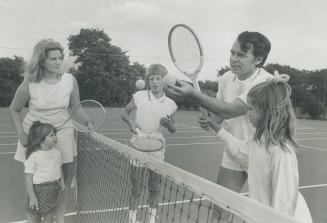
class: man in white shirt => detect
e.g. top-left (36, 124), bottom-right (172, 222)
top-left (168, 31), bottom-right (272, 222)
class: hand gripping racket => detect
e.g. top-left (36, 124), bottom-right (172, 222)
top-left (168, 24), bottom-right (209, 119)
top-left (130, 128), bottom-right (165, 152)
top-left (57, 100), bottom-right (106, 132)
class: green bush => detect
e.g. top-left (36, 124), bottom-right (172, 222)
top-left (300, 95), bottom-right (326, 119)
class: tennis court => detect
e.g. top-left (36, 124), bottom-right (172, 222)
top-left (0, 107), bottom-right (326, 223)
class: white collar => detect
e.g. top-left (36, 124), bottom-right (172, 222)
top-left (233, 68), bottom-right (261, 84)
top-left (148, 90), bottom-right (166, 103)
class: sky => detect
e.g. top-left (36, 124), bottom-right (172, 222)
top-left (0, 0), bottom-right (326, 81)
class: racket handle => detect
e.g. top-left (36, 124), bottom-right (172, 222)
top-left (135, 128), bottom-right (142, 135)
top-left (191, 80), bottom-right (209, 119)
top-left (135, 128), bottom-right (147, 137)
top-left (192, 79), bottom-right (201, 92)
top-left (200, 109), bottom-right (209, 119)
top-left (192, 79), bottom-right (211, 131)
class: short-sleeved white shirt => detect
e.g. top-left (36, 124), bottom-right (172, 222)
top-left (217, 68), bottom-right (272, 170)
top-left (24, 148), bottom-right (62, 184)
top-left (133, 90), bottom-right (177, 134)
top-left (217, 68), bottom-right (272, 140)
top-left (235, 68), bottom-right (273, 105)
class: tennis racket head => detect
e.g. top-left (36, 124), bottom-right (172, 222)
top-left (130, 129), bottom-right (165, 152)
top-left (168, 24), bottom-right (204, 81)
top-left (70, 100), bottom-right (106, 132)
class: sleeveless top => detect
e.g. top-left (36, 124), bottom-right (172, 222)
top-left (133, 90), bottom-right (177, 134)
top-left (23, 73), bottom-right (73, 134)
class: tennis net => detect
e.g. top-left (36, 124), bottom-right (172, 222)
top-left (75, 131), bottom-right (300, 223)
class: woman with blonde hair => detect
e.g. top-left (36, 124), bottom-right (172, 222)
top-left (9, 39), bottom-right (90, 223)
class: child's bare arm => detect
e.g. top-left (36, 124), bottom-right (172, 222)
top-left (24, 173), bottom-right (38, 210)
top-left (121, 99), bottom-right (137, 133)
top-left (60, 169), bottom-right (66, 191)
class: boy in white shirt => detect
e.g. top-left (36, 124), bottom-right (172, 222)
top-left (121, 64), bottom-right (178, 223)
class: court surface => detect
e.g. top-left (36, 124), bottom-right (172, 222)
top-left (0, 108), bottom-right (326, 223)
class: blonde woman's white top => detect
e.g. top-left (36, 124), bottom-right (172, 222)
top-left (23, 73), bottom-right (73, 134)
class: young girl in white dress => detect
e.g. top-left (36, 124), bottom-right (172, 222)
top-left (209, 75), bottom-right (312, 222)
top-left (25, 121), bottom-right (65, 223)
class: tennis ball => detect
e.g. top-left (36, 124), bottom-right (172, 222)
top-left (135, 79), bottom-right (145, 90)
top-left (163, 74), bottom-right (177, 86)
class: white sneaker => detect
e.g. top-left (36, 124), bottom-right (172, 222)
top-left (129, 210), bottom-right (139, 223)
top-left (148, 208), bottom-right (157, 223)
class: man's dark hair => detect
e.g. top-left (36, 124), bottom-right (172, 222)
top-left (237, 31), bottom-right (271, 68)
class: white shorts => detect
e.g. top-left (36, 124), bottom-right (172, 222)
top-left (15, 128), bottom-right (77, 164)
top-left (221, 151), bottom-right (244, 171)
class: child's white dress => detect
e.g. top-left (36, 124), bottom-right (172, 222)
top-left (217, 129), bottom-right (312, 223)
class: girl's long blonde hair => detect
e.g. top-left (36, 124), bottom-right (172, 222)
top-left (23, 39), bottom-right (64, 82)
top-left (248, 81), bottom-right (299, 151)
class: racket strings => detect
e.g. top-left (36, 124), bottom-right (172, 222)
top-left (131, 135), bottom-right (164, 152)
top-left (170, 28), bottom-right (202, 73)
top-left (70, 100), bottom-right (106, 132)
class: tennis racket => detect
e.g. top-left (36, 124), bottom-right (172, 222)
top-left (130, 128), bottom-right (165, 152)
top-left (57, 100), bottom-right (106, 132)
top-left (168, 24), bottom-right (209, 119)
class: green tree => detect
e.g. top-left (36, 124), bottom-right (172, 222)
top-left (0, 56), bottom-right (25, 106)
top-left (308, 69), bottom-right (327, 106)
top-left (300, 94), bottom-right (326, 119)
top-left (265, 63), bottom-right (326, 119)
top-left (265, 64), bottom-right (310, 108)
top-left (123, 62), bottom-right (147, 104)
top-left (68, 28), bottom-right (135, 106)
top-left (217, 66), bottom-right (230, 77)
top-left (199, 80), bottom-right (218, 97)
